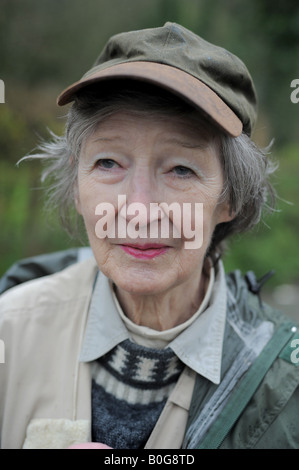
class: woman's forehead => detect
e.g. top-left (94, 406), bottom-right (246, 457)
top-left (88, 109), bottom-right (218, 148)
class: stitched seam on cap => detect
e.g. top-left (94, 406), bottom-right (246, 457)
top-left (161, 23), bottom-right (173, 63)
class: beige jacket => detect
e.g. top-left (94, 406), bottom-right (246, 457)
top-left (0, 258), bottom-right (194, 449)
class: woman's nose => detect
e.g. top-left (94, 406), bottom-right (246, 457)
top-left (118, 172), bottom-right (164, 226)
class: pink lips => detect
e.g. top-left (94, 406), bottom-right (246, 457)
top-left (120, 243), bottom-right (169, 259)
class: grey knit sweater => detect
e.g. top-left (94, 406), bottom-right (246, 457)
top-left (91, 339), bottom-right (184, 448)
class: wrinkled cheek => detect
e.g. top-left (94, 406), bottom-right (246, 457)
top-left (172, 202), bottom-right (214, 251)
top-left (80, 204), bottom-right (97, 238)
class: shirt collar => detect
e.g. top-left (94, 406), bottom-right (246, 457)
top-left (79, 261), bottom-right (227, 384)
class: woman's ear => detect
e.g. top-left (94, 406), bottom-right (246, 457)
top-left (217, 200), bottom-right (236, 225)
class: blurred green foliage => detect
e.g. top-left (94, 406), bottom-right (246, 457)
top-left (1, 0), bottom-right (299, 286)
top-left (225, 143), bottom-right (299, 286)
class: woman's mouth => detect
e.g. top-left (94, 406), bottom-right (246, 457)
top-left (120, 243), bottom-right (170, 259)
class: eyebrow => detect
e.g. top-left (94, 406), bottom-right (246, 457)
top-left (92, 136), bottom-right (119, 143)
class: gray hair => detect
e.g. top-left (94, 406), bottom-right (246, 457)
top-left (21, 81), bottom-right (277, 262)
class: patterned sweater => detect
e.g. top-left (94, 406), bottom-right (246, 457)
top-left (91, 339), bottom-right (184, 449)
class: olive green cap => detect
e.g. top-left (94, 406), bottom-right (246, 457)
top-left (57, 22), bottom-right (257, 137)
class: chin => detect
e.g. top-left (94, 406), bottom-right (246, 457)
top-left (114, 272), bottom-right (172, 296)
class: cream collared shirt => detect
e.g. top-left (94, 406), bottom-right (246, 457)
top-left (79, 261), bottom-right (227, 448)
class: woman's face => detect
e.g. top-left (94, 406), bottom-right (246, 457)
top-left (75, 110), bottom-right (233, 295)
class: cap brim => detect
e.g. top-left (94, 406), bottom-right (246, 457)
top-left (57, 61), bottom-right (242, 137)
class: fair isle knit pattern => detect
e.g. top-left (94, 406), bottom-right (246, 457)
top-left (91, 339), bottom-right (184, 449)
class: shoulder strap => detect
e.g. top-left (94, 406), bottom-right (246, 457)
top-left (197, 320), bottom-right (297, 449)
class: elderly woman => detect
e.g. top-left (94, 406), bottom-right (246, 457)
top-left (1, 22), bottom-right (299, 450)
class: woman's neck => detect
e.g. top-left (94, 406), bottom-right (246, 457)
top-left (114, 267), bottom-right (209, 331)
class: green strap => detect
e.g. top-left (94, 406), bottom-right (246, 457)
top-left (197, 320), bottom-right (296, 449)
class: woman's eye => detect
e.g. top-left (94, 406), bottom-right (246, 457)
top-left (96, 159), bottom-right (119, 169)
top-left (172, 165), bottom-right (195, 177)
